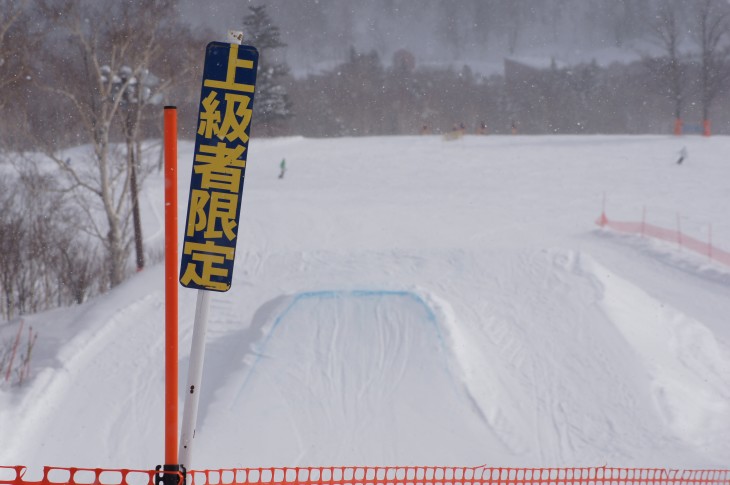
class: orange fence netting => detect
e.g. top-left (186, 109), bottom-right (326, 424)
top-left (2, 466), bottom-right (730, 485)
top-left (596, 211), bottom-right (730, 267)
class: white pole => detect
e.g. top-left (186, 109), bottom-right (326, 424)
top-left (178, 289), bottom-right (212, 468)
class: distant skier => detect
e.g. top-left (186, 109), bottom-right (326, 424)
top-left (676, 146), bottom-right (687, 165)
top-left (279, 158), bottom-right (286, 179)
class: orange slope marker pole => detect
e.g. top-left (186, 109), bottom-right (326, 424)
top-left (163, 106), bottom-right (180, 475)
top-left (4, 319), bottom-right (24, 382)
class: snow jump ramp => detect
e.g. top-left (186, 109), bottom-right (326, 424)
top-left (193, 290), bottom-right (495, 466)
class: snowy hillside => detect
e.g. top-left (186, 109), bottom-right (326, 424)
top-left (1, 135), bottom-right (729, 470)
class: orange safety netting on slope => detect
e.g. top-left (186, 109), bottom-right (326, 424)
top-left (596, 212), bottom-right (730, 267)
top-left (2, 466), bottom-right (730, 485)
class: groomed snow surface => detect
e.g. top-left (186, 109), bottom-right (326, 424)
top-left (1, 135), bottom-right (729, 470)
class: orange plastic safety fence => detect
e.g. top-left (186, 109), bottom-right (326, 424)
top-left (3, 467), bottom-right (730, 485)
top-left (596, 213), bottom-right (730, 267)
top-left (0, 466), bottom-right (177, 485)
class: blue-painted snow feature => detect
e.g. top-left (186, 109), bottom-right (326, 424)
top-left (232, 289), bottom-right (453, 407)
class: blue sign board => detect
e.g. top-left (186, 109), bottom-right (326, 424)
top-left (180, 41), bottom-right (259, 292)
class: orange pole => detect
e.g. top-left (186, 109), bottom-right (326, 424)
top-left (4, 319), bottom-right (24, 382)
top-left (673, 118), bottom-right (682, 136)
top-left (164, 106), bottom-right (179, 466)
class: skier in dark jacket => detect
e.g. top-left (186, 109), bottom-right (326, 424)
top-left (676, 147), bottom-right (687, 164)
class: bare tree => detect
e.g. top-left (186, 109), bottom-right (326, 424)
top-left (0, 158), bottom-right (102, 318)
top-left (644, 0), bottom-right (688, 133)
top-left (0, 179), bottom-right (25, 319)
top-left (36, 0), bottom-right (186, 287)
top-left (0, 0), bottom-right (40, 148)
top-left (694, 0), bottom-right (730, 135)
top-left (106, 66), bottom-right (166, 272)
top-left (55, 229), bottom-right (101, 305)
top-left (0, 0), bottom-right (27, 99)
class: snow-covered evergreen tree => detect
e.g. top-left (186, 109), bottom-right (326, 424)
top-left (243, 5), bottom-right (293, 132)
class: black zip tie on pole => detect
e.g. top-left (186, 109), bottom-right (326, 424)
top-left (155, 464), bottom-right (186, 485)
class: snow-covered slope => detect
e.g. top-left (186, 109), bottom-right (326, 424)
top-left (1, 135), bottom-right (729, 470)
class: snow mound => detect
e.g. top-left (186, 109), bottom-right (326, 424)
top-left (194, 290), bottom-right (493, 467)
top-left (584, 256), bottom-right (730, 448)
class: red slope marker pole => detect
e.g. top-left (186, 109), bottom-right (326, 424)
top-left (4, 319), bottom-right (24, 382)
top-left (163, 106), bottom-right (182, 483)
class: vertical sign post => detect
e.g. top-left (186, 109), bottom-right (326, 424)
top-left (161, 106), bottom-right (182, 483)
top-left (178, 41), bottom-right (258, 469)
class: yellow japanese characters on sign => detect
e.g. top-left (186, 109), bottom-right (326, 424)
top-left (180, 42), bottom-right (259, 292)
